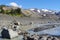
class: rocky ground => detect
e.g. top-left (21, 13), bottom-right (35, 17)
top-left (0, 14), bottom-right (60, 40)
top-left (22, 33), bottom-right (60, 40)
top-left (0, 14), bottom-right (60, 30)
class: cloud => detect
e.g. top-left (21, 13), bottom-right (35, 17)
top-left (9, 2), bottom-right (22, 8)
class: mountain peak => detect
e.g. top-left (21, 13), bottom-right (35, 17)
top-left (42, 9), bottom-right (52, 12)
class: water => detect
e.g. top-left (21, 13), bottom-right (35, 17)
top-left (28, 26), bottom-right (60, 36)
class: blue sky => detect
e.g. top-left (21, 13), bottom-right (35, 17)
top-left (0, 0), bottom-right (60, 10)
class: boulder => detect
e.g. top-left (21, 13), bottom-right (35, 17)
top-left (1, 28), bottom-right (10, 39)
top-left (1, 27), bottom-right (18, 39)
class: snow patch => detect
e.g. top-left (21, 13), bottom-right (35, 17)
top-left (37, 10), bottom-right (41, 13)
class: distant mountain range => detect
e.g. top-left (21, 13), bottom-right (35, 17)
top-left (0, 5), bottom-right (60, 18)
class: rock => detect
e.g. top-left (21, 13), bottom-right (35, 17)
top-left (1, 28), bottom-right (10, 39)
top-left (1, 27), bottom-right (18, 39)
top-left (8, 29), bottom-right (18, 39)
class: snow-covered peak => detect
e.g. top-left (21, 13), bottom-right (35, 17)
top-left (42, 9), bottom-right (52, 12)
top-left (30, 8), bottom-right (41, 13)
top-left (29, 8), bottom-right (55, 14)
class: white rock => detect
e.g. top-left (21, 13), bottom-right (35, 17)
top-left (8, 29), bottom-right (18, 39)
top-left (43, 14), bottom-right (46, 16)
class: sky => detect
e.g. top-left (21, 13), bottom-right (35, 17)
top-left (0, 0), bottom-right (60, 10)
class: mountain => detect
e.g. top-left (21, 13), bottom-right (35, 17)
top-left (21, 8), bottom-right (59, 18)
top-left (0, 5), bottom-right (60, 19)
top-left (29, 8), bottom-right (55, 14)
